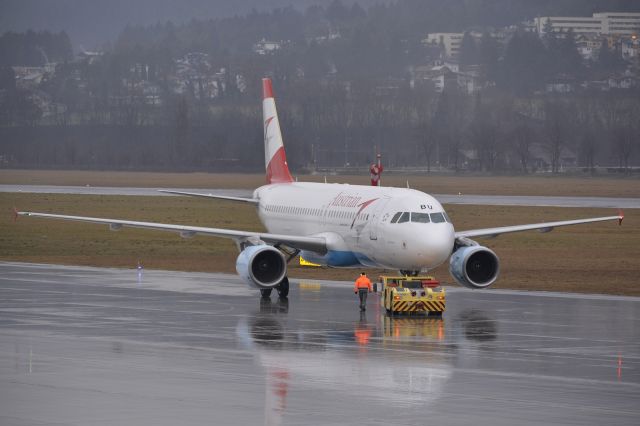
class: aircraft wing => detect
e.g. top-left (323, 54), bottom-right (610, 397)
top-left (158, 190), bottom-right (259, 204)
top-left (455, 214), bottom-right (623, 239)
top-left (16, 211), bottom-right (326, 253)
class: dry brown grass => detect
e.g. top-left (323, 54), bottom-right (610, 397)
top-left (1, 169), bottom-right (639, 197)
top-left (1, 192), bottom-right (637, 296)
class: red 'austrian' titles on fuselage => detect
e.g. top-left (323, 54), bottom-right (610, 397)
top-left (329, 193), bottom-right (363, 208)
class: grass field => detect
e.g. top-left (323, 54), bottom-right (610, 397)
top-left (1, 169), bottom-right (639, 197)
top-left (1, 191), bottom-right (637, 296)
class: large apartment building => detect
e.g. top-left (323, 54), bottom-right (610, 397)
top-left (535, 12), bottom-right (640, 36)
top-left (422, 33), bottom-right (463, 59)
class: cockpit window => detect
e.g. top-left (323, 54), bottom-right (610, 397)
top-left (390, 212), bottom-right (402, 223)
top-left (430, 212), bottom-right (446, 223)
top-left (443, 212), bottom-right (451, 223)
top-left (397, 212), bottom-right (410, 223)
top-left (411, 213), bottom-right (431, 223)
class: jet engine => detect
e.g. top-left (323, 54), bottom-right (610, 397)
top-left (449, 245), bottom-right (499, 289)
top-left (236, 245), bottom-right (287, 289)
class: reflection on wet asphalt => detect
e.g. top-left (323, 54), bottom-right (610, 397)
top-left (1, 262), bottom-right (639, 426)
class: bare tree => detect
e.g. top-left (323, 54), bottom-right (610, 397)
top-left (603, 98), bottom-right (636, 175)
top-left (580, 131), bottom-right (597, 175)
top-left (173, 96), bottom-right (190, 166)
top-left (434, 88), bottom-right (469, 171)
top-left (544, 100), bottom-right (566, 174)
top-left (511, 118), bottom-right (534, 174)
top-left (612, 125), bottom-right (634, 174)
top-left (575, 100), bottom-right (600, 175)
top-left (468, 94), bottom-right (502, 172)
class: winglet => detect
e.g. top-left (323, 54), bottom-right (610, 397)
top-left (12, 207), bottom-right (18, 222)
top-left (618, 210), bottom-right (624, 226)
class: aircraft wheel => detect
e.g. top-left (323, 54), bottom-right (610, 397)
top-left (260, 288), bottom-right (272, 299)
top-left (277, 277), bottom-right (289, 298)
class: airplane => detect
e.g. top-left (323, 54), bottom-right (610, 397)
top-left (17, 78), bottom-right (624, 299)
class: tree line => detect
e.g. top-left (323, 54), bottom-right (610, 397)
top-left (1, 80), bottom-right (638, 173)
top-left (0, 0), bottom-right (639, 172)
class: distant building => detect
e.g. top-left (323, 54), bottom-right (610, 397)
top-left (575, 34), bottom-right (603, 61)
top-left (457, 71), bottom-right (482, 94)
top-left (596, 12), bottom-right (640, 35)
top-left (535, 12), bottom-right (640, 36)
top-left (253, 38), bottom-right (282, 55)
top-left (313, 28), bottom-right (342, 44)
top-left (529, 144), bottom-right (577, 171)
top-left (12, 66), bottom-right (56, 90)
top-left (546, 76), bottom-right (576, 93)
top-left (412, 65), bottom-right (457, 93)
top-left (411, 61), bottom-right (481, 94)
top-left (608, 74), bottom-right (636, 90)
top-left (622, 36), bottom-right (640, 60)
top-left (78, 49), bottom-right (103, 65)
top-left (140, 82), bottom-right (163, 106)
top-left (235, 74), bottom-right (247, 93)
top-left (422, 33), bottom-right (463, 59)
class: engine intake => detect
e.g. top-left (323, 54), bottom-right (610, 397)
top-left (236, 245), bottom-right (286, 289)
top-left (449, 245), bottom-right (499, 289)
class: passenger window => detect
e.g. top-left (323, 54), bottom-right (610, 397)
top-left (430, 212), bottom-right (446, 223)
top-left (390, 212), bottom-right (402, 223)
top-left (411, 213), bottom-right (430, 223)
top-left (398, 212), bottom-right (410, 223)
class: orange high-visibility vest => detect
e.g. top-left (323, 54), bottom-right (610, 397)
top-left (354, 276), bottom-right (372, 291)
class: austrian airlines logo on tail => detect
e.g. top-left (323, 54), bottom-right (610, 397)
top-left (263, 78), bottom-right (294, 184)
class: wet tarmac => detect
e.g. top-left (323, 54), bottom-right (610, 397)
top-left (2, 184), bottom-right (638, 208)
top-left (1, 261), bottom-right (639, 426)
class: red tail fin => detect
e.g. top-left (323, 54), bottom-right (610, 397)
top-left (262, 78), bottom-right (293, 184)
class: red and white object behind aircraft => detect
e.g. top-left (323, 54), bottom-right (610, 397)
top-left (18, 78), bottom-right (623, 298)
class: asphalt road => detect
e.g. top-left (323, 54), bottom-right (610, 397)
top-left (1, 262), bottom-right (638, 425)
top-left (1, 184), bottom-right (638, 208)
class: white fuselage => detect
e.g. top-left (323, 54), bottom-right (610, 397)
top-left (255, 182), bottom-right (456, 272)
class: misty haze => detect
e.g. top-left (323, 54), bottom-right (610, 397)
top-left (0, 0), bottom-right (639, 174)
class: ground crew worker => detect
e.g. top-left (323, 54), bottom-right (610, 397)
top-left (354, 272), bottom-right (373, 312)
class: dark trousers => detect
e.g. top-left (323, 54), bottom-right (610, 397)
top-left (358, 289), bottom-right (368, 311)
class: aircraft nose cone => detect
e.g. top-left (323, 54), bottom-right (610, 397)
top-left (419, 224), bottom-right (455, 267)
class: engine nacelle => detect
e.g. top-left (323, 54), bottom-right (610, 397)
top-left (236, 245), bottom-right (287, 289)
top-left (449, 245), bottom-right (500, 289)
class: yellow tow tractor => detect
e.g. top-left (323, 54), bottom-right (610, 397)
top-left (378, 275), bottom-right (446, 316)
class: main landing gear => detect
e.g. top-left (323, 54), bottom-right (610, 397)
top-left (260, 277), bottom-right (289, 299)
